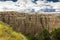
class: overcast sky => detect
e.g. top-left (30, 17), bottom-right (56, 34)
top-left (0, 0), bottom-right (17, 2)
top-left (47, 0), bottom-right (59, 2)
top-left (0, 0), bottom-right (59, 2)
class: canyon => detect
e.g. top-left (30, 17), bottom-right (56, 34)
top-left (0, 11), bottom-right (60, 35)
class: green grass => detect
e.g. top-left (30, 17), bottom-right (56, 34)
top-left (0, 21), bottom-right (28, 40)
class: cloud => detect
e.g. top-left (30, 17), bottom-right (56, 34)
top-left (0, 0), bottom-right (60, 13)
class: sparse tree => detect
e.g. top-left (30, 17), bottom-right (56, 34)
top-left (38, 29), bottom-right (51, 40)
top-left (51, 28), bottom-right (60, 40)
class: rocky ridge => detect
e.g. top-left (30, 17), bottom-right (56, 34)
top-left (0, 11), bottom-right (60, 35)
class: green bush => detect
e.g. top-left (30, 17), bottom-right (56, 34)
top-left (26, 29), bottom-right (51, 40)
top-left (26, 35), bottom-right (35, 40)
top-left (38, 29), bottom-right (51, 40)
top-left (0, 21), bottom-right (28, 40)
top-left (51, 28), bottom-right (60, 40)
top-left (26, 34), bottom-right (38, 40)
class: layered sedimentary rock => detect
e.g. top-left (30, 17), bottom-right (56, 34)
top-left (0, 11), bottom-right (60, 35)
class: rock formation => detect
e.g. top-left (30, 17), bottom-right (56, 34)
top-left (0, 11), bottom-right (60, 35)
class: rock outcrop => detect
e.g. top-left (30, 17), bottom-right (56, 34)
top-left (0, 11), bottom-right (60, 35)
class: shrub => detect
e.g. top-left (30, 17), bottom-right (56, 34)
top-left (26, 35), bottom-right (38, 40)
top-left (26, 35), bottom-right (34, 40)
top-left (51, 28), bottom-right (60, 40)
top-left (0, 21), bottom-right (28, 40)
top-left (38, 29), bottom-right (51, 40)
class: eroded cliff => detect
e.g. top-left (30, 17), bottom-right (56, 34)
top-left (0, 11), bottom-right (60, 35)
